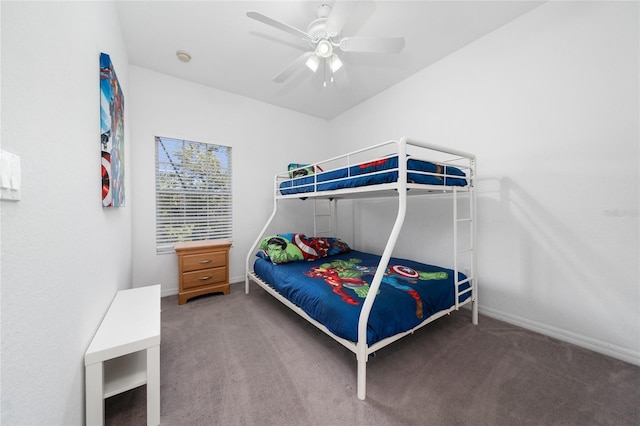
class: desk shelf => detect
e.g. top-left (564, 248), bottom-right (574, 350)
top-left (85, 285), bottom-right (161, 426)
top-left (103, 351), bottom-right (147, 398)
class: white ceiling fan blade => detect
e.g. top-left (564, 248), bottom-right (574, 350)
top-left (247, 11), bottom-right (312, 42)
top-left (274, 52), bottom-right (314, 83)
top-left (339, 37), bottom-right (405, 53)
top-left (325, 1), bottom-right (359, 36)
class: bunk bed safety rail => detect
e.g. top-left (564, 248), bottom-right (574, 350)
top-left (275, 138), bottom-right (474, 199)
top-left (281, 167), bottom-right (399, 191)
top-left (405, 138), bottom-right (475, 162)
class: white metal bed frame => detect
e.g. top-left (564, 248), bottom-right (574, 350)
top-left (245, 136), bottom-right (478, 400)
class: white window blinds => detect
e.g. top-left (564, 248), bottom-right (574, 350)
top-left (155, 137), bottom-right (232, 254)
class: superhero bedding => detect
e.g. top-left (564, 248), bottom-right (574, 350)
top-left (279, 155), bottom-right (468, 195)
top-left (254, 233), bottom-right (470, 345)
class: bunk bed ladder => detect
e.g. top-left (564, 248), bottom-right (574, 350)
top-left (453, 173), bottom-right (478, 325)
top-left (313, 198), bottom-right (335, 237)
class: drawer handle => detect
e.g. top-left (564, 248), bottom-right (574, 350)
top-left (199, 276), bottom-right (212, 281)
top-left (199, 259), bottom-right (212, 264)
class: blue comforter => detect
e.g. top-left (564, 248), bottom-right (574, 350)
top-left (253, 250), bottom-right (470, 345)
top-left (280, 156), bottom-right (468, 195)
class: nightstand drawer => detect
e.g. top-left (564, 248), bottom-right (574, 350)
top-left (182, 267), bottom-right (227, 290)
top-left (182, 252), bottom-right (226, 272)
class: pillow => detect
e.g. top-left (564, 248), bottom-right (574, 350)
top-left (287, 163), bottom-right (323, 178)
top-left (324, 237), bottom-right (351, 257)
top-left (259, 235), bottom-right (304, 264)
top-left (258, 233), bottom-right (351, 264)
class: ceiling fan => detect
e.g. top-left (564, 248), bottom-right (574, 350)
top-left (247, 1), bottom-right (405, 84)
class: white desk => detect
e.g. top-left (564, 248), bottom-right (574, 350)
top-left (85, 285), bottom-right (161, 425)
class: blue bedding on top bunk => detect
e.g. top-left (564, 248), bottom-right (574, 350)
top-left (279, 156), bottom-right (468, 195)
top-left (253, 250), bottom-right (470, 345)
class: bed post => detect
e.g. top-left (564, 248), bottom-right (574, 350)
top-left (355, 137), bottom-right (409, 400)
top-left (470, 158), bottom-right (478, 325)
top-left (245, 177), bottom-right (280, 294)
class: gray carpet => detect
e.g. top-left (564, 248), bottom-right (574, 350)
top-left (105, 284), bottom-right (640, 425)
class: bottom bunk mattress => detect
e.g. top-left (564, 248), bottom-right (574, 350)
top-left (253, 250), bottom-right (470, 346)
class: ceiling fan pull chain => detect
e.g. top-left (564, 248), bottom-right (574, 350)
top-left (323, 61), bottom-right (327, 88)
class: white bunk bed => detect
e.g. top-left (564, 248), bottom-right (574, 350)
top-left (245, 136), bottom-right (477, 400)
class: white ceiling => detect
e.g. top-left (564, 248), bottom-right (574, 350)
top-left (116, 1), bottom-right (543, 120)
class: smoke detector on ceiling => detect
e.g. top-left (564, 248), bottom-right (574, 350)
top-left (176, 50), bottom-right (192, 63)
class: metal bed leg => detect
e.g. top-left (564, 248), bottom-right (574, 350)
top-left (472, 294), bottom-right (479, 325)
top-left (357, 352), bottom-right (367, 400)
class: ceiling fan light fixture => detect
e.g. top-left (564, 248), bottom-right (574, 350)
top-left (315, 39), bottom-right (333, 58)
top-left (305, 54), bottom-right (320, 72)
top-left (328, 54), bottom-right (343, 73)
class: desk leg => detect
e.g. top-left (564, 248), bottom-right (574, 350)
top-left (147, 345), bottom-right (161, 426)
top-left (86, 362), bottom-right (104, 426)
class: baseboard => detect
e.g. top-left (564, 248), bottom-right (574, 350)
top-left (479, 306), bottom-right (640, 367)
top-left (161, 287), bottom-right (178, 298)
top-left (230, 275), bottom-right (245, 287)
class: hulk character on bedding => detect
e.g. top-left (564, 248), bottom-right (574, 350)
top-left (305, 259), bottom-right (448, 318)
top-left (260, 236), bottom-right (304, 264)
top-left (259, 233), bottom-right (352, 264)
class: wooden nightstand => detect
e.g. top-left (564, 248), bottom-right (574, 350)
top-left (174, 239), bottom-right (232, 305)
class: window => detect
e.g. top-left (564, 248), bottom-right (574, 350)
top-left (155, 136), bottom-right (232, 254)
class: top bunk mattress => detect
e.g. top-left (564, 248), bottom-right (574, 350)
top-left (253, 250), bottom-right (470, 346)
top-left (279, 155), bottom-right (468, 196)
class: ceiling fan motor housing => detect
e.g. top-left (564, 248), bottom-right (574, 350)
top-left (307, 3), bottom-right (340, 42)
top-left (307, 18), bottom-right (333, 41)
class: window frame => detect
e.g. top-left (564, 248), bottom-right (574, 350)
top-left (154, 136), bottom-right (232, 254)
